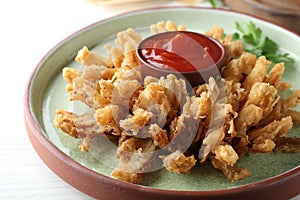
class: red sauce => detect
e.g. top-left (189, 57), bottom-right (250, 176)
top-left (137, 31), bottom-right (224, 73)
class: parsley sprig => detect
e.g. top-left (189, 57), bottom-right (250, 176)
top-left (233, 21), bottom-right (295, 68)
top-left (209, 0), bottom-right (218, 8)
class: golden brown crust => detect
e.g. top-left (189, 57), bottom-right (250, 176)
top-left (53, 20), bottom-right (300, 184)
top-left (211, 158), bottom-right (251, 181)
top-left (161, 150), bottom-right (196, 174)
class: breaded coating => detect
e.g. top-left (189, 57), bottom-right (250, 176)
top-left (149, 124), bottom-right (169, 148)
top-left (221, 52), bottom-right (257, 83)
top-left (54, 109), bottom-right (78, 138)
top-left (157, 74), bottom-right (188, 110)
top-left (242, 56), bottom-right (270, 91)
top-left (274, 137), bottom-right (300, 153)
top-left (205, 26), bottom-right (243, 60)
top-left (97, 79), bottom-right (114, 107)
top-left (251, 139), bottom-right (276, 153)
top-left (266, 62), bottom-right (285, 89)
top-left (54, 21), bottom-right (300, 184)
top-left (161, 150), bottom-right (196, 174)
top-left (63, 67), bottom-right (81, 92)
top-left (169, 114), bottom-right (200, 153)
top-left (112, 67), bottom-right (142, 82)
top-left (111, 79), bottom-right (142, 114)
top-left (206, 77), bottom-right (221, 102)
top-left (213, 144), bottom-right (239, 166)
top-left (211, 158), bottom-right (250, 181)
top-left (115, 28), bottom-right (142, 50)
top-left (183, 94), bottom-right (212, 119)
top-left (54, 110), bottom-right (105, 151)
top-left (222, 35), bottom-right (244, 60)
top-left (282, 89), bottom-right (300, 109)
top-left (259, 89), bottom-right (300, 125)
top-left (244, 82), bottom-right (279, 117)
top-left (248, 116), bottom-right (293, 153)
top-left (112, 137), bottom-right (156, 183)
top-left (286, 110), bottom-right (300, 124)
top-left (235, 104), bottom-right (263, 135)
top-left (205, 26), bottom-right (224, 41)
top-left (199, 127), bottom-right (225, 162)
top-left (223, 80), bottom-right (247, 111)
top-left (199, 102), bottom-right (238, 162)
top-left (111, 170), bottom-right (142, 184)
top-left (75, 46), bottom-right (110, 67)
top-left (115, 28), bottom-right (141, 68)
top-left (70, 76), bottom-right (102, 108)
top-left (249, 116), bottom-right (293, 141)
top-left (136, 82), bottom-right (171, 126)
top-left (105, 44), bottom-right (124, 68)
top-left (150, 20), bottom-right (186, 34)
top-left (119, 108), bottom-right (153, 135)
top-left (65, 65), bottom-right (117, 108)
top-left (94, 105), bottom-right (121, 135)
top-left (82, 64), bottom-right (116, 81)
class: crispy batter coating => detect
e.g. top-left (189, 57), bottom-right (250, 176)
top-left (183, 94), bottom-right (212, 120)
top-left (212, 158), bottom-right (250, 181)
top-left (119, 108), bottom-right (153, 135)
top-left (161, 150), bottom-right (196, 174)
top-left (111, 170), bottom-right (142, 184)
top-left (205, 26), bottom-right (224, 41)
top-left (235, 104), bottom-right (263, 135)
top-left (54, 110), bottom-right (107, 151)
top-left (105, 44), bottom-right (124, 68)
top-left (244, 82), bottom-right (279, 117)
top-left (248, 116), bottom-right (293, 142)
top-left (54, 109), bottom-right (78, 138)
top-left (221, 52), bottom-right (257, 83)
top-left (54, 20), bottom-right (300, 184)
top-left (223, 80), bottom-right (247, 111)
top-left (222, 35), bottom-right (244, 60)
top-left (266, 62), bottom-right (285, 89)
top-left (70, 76), bottom-right (102, 108)
top-left (286, 109), bottom-right (300, 124)
top-left (63, 67), bottom-right (81, 92)
top-left (213, 144), bottom-right (239, 166)
top-left (157, 74), bottom-right (188, 109)
top-left (105, 28), bottom-right (142, 69)
top-left (76, 46), bottom-right (110, 67)
top-left (282, 89), bottom-right (300, 109)
top-left (205, 26), bottom-right (244, 59)
top-left (149, 124), bottom-right (169, 148)
top-left (150, 20), bottom-right (186, 34)
top-left (94, 105), bottom-right (121, 135)
top-left (169, 115), bottom-right (200, 152)
top-left (242, 56), bottom-right (270, 91)
top-left (274, 137), bottom-right (300, 153)
top-left (199, 127), bottom-right (225, 162)
top-left (112, 137), bottom-right (156, 183)
top-left (136, 82), bottom-right (171, 127)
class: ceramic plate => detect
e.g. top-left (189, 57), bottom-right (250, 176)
top-left (24, 7), bottom-right (300, 200)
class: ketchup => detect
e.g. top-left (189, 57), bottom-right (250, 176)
top-left (137, 31), bottom-right (223, 73)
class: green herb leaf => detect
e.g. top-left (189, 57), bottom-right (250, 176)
top-left (209, 0), bottom-right (217, 8)
top-left (231, 32), bottom-right (240, 40)
top-left (234, 21), bottom-right (295, 68)
top-left (261, 37), bottom-right (278, 55)
top-left (236, 21), bottom-right (262, 46)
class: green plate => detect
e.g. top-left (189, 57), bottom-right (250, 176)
top-left (28, 7), bottom-right (300, 196)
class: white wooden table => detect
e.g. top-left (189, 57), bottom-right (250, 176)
top-left (0, 0), bottom-right (298, 199)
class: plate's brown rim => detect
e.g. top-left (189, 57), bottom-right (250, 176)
top-left (24, 6), bottom-right (300, 200)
